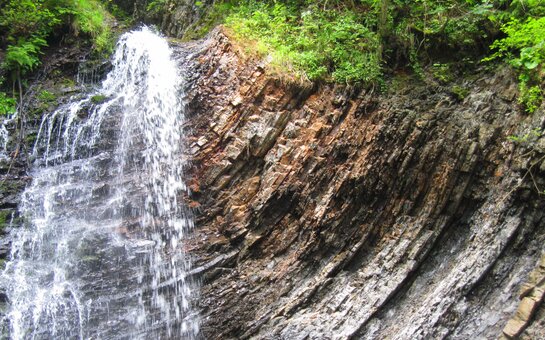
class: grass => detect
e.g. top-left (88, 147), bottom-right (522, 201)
top-left (71, 0), bottom-right (114, 53)
top-left (223, 2), bottom-right (381, 86)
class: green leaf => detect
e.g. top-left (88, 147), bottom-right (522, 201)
top-left (0, 92), bottom-right (16, 116)
top-left (524, 60), bottom-right (539, 69)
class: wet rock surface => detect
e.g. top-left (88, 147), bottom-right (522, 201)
top-left (162, 0), bottom-right (216, 38)
top-left (178, 29), bottom-right (545, 339)
top-left (0, 42), bottom-right (97, 317)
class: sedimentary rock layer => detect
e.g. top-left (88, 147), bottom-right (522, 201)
top-left (179, 29), bottom-right (545, 339)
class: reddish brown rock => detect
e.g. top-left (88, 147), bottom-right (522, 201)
top-left (177, 28), bottom-right (545, 339)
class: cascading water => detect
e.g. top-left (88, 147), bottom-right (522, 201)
top-left (1, 27), bottom-right (199, 339)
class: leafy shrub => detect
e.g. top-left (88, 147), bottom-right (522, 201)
top-left (225, 2), bottom-right (381, 85)
top-left (0, 0), bottom-right (60, 41)
top-left (489, 17), bottom-right (545, 69)
top-left (197, 0), bottom-right (508, 86)
top-left (487, 16), bottom-right (545, 112)
top-left (4, 37), bottom-right (48, 74)
top-left (0, 0), bottom-right (113, 75)
top-left (69, 0), bottom-right (114, 53)
top-left (38, 90), bottom-right (56, 103)
top-left (0, 92), bottom-right (17, 116)
top-left (0, 0), bottom-right (60, 74)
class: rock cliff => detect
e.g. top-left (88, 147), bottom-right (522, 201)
top-left (0, 19), bottom-right (544, 339)
top-left (177, 29), bottom-right (545, 339)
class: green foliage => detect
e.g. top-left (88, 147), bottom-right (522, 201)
top-left (37, 90), bottom-right (56, 103)
top-left (487, 12), bottom-right (545, 113)
top-left (91, 94), bottom-right (108, 104)
top-left (394, 0), bottom-right (492, 51)
top-left (0, 210), bottom-right (13, 230)
top-left (194, 0), bottom-right (505, 86)
top-left (225, 2), bottom-right (381, 85)
top-left (502, 0), bottom-right (545, 19)
top-left (0, 0), bottom-right (59, 74)
top-left (518, 82), bottom-right (542, 113)
top-left (147, 0), bottom-right (167, 13)
top-left (0, 0), bottom-right (60, 41)
top-left (4, 37), bottom-right (48, 74)
top-left (69, 0), bottom-right (114, 53)
top-left (101, 0), bottom-right (131, 21)
top-left (451, 85), bottom-right (469, 100)
top-left (0, 92), bottom-right (17, 116)
top-left (432, 63), bottom-right (453, 83)
top-left (0, 0), bottom-right (113, 75)
top-left (488, 17), bottom-right (545, 71)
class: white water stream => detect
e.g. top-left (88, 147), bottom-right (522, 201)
top-left (1, 27), bottom-right (199, 339)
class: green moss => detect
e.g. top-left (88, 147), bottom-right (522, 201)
top-left (451, 85), bottom-right (470, 101)
top-left (432, 63), bottom-right (454, 84)
top-left (0, 180), bottom-right (25, 195)
top-left (518, 83), bottom-right (542, 114)
top-left (0, 209), bottom-right (14, 230)
top-left (81, 255), bottom-right (99, 263)
top-left (146, 0), bottom-right (167, 14)
top-left (91, 94), bottom-right (107, 104)
top-left (62, 78), bottom-right (76, 87)
top-left (37, 90), bottom-right (56, 103)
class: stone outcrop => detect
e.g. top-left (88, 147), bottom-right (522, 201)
top-left (502, 254), bottom-right (545, 339)
top-left (162, 0), bottom-right (216, 38)
top-left (177, 28), bottom-right (545, 339)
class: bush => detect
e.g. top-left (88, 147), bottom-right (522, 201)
top-left (0, 0), bottom-right (60, 74)
top-left (4, 37), bottom-right (48, 74)
top-left (225, 2), bottom-right (381, 85)
top-left (199, 0), bottom-right (503, 86)
top-left (487, 16), bottom-right (545, 113)
top-left (0, 92), bottom-right (16, 116)
top-left (0, 0), bottom-right (113, 75)
top-left (70, 0), bottom-right (114, 53)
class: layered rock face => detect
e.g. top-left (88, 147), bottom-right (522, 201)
top-left (178, 30), bottom-right (545, 339)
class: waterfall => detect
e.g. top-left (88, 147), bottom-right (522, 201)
top-left (1, 27), bottom-right (199, 339)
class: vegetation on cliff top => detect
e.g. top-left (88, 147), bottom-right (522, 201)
top-left (1, 0), bottom-right (544, 113)
top-left (486, 11), bottom-right (545, 113)
top-left (183, 0), bottom-right (544, 112)
top-left (225, 3), bottom-right (381, 84)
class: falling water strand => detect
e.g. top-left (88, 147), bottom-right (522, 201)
top-left (0, 112), bottom-right (17, 160)
top-left (1, 27), bottom-right (199, 339)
